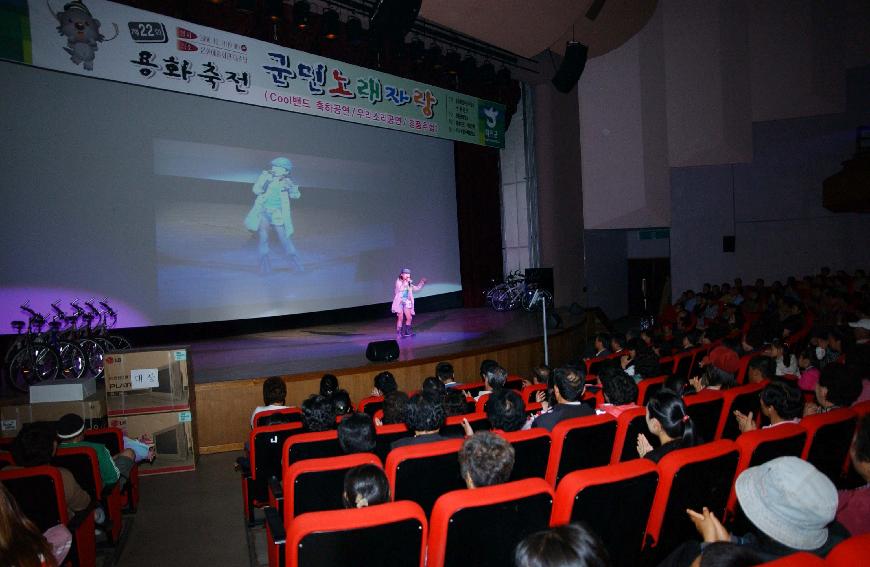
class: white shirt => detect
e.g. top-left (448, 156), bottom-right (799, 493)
top-left (250, 404), bottom-right (289, 428)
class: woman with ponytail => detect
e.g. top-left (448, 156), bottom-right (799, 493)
top-left (636, 391), bottom-right (700, 462)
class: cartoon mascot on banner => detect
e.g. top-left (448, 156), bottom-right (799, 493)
top-left (48, 0), bottom-right (119, 71)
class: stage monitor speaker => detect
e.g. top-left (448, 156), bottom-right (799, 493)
top-left (551, 42), bottom-right (589, 93)
top-left (369, 0), bottom-right (422, 42)
top-left (366, 339), bottom-right (400, 362)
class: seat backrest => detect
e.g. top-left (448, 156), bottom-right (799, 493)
top-left (474, 393), bottom-right (490, 413)
top-left (54, 445), bottom-right (102, 498)
top-left (0, 466), bottom-right (68, 528)
top-left (83, 427), bottom-right (123, 454)
top-left (684, 389), bottom-right (725, 443)
top-left (755, 552), bottom-right (826, 566)
top-left (552, 460), bottom-right (659, 567)
top-left (546, 414), bottom-right (617, 485)
top-left (800, 408), bottom-right (857, 484)
top-left (825, 533), bottom-right (870, 567)
top-left (673, 350), bottom-right (697, 382)
top-left (736, 423), bottom-right (808, 472)
top-left (636, 376), bottom-right (667, 406)
top-left (358, 396), bottom-right (384, 416)
top-left (286, 500), bottom-right (427, 567)
top-left (385, 439), bottom-right (465, 516)
top-left (254, 407), bottom-right (302, 427)
top-left (428, 478), bottom-right (554, 567)
top-left (505, 375), bottom-right (524, 390)
top-left (645, 440), bottom-right (739, 561)
top-left (283, 430), bottom-right (343, 467)
top-left (374, 424), bottom-right (411, 463)
top-left (454, 381), bottom-right (485, 397)
top-left (717, 381), bottom-right (766, 440)
top-left (521, 384), bottom-right (547, 403)
top-left (0, 451), bottom-right (15, 467)
top-left (735, 352), bottom-right (763, 385)
top-left (283, 453), bottom-right (382, 521)
top-left (851, 400), bottom-right (870, 419)
top-left (612, 407), bottom-right (660, 463)
top-left (441, 413), bottom-right (490, 437)
top-left (250, 422), bottom-right (303, 481)
top-left (494, 429), bottom-right (552, 481)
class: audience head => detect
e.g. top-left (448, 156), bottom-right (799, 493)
top-left (0, 482), bottom-right (58, 567)
top-left (331, 389), bottom-right (353, 415)
top-left (746, 356), bottom-right (775, 384)
top-left (342, 464), bottom-right (390, 508)
top-left (553, 366), bottom-right (586, 403)
top-left (301, 394), bottom-right (336, 432)
top-left (319, 374), bottom-right (339, 398)
top-left (262, 376), bottom-right (287, 406)
top-left (484, 365), bottom-right (508, 391)
top-left (55, 413), bottom-right (86, 443)
top-left (11, 422), bottom-right (57, 466)
top-left (458, 432), bottom-right (515, 488)
top-left (514, 523), bottom-right (611, 567)
top-left (435, 361), bottom-right (455, 384)
top-left (373, 371), bottom-right (398, 396)
top-left (479, 359), bottom-right (499, 380)
top-left (758, 380), bottom-right (803, 421)
top-left (734, 456), bottom-right (836, 551)
top-left (610, 334), bottom-right (626, 353)
top-left (646, 391), bottom-right (698, 447)
top-left (697, 365), bottom-right (736, 391)
top-left (599, 367), bottom-right (638, 406)
top-left (381, 390), bottom-right (409, 425)
top-left (421, 376), bottom-right (447, 403)
top-left (593, 333), bottom-right (611, 353)
top-left (531, 365), bottom-right (551, 385)
top-left (816, 363), bottom-right (861, 408)
top-left (850, 415), bottom-right (870, 483)
top-left (337, 412), bottom-right (376, 454)
top-left (692, 542), bottom-right (763, 567)
top-left (444, 389), bottom-right (470, 416)
top-left (485, 389), bottom-right (526, 432)
top-left (663, 374), bottom-right (688, 397)
top-left (404, 393), bottom-right (445, 433)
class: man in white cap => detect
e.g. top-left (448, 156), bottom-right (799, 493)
top-left (659, 456), bottom-right (850, 566)
top-left (56, 413), bottom-right (136, 488)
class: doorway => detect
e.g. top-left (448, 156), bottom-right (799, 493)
top-left (627, 258), bottom-right (670, 316)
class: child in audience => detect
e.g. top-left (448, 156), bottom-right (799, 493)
top-left (250, 376), bottom-right (289, 427)
top-left (804, 363), bottom-right (862, 415)
top-left (636, 391), bottom-right (699, 463)
top-left (337, 413), bottom-right (376, 454)
top-left (56, 413), bottom-right (136, 489)
top-left (797, 346), bottom-right (822, 392)
top-left (733, 380), bottom-right (802, 433)
top-left (0, 482), bottom-right (67, 567)
top-left (514, 523), bottom-right (611, 567)
top-left (836, 415), bottom-right (870, 535)
top-left (763, 340), bottom-right (799, 377)
top-left (342, 464), bottom-right (390, 508)
top-left (598, 367), bottom-right (638, 417)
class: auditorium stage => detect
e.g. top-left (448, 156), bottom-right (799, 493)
top-left (189, 307), bottom-right (584, 384)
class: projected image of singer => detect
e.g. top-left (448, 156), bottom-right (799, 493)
top-left (244, 157), bottom-right (304, 274)
top-left (392, 268), bottom-right (426, 337)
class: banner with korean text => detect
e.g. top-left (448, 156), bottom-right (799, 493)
top-left (0, 0), bottom-right (505, 148)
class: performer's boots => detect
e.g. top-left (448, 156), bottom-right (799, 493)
top-left (403, 325), bottom-right (415, 337)
top-left (259, 255), bottom-right (271, 274)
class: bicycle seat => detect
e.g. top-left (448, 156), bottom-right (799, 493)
top-left (11, 321), bottom-right (24, 331)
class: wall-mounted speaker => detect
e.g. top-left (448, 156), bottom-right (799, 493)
top-left (552, 42), bottom-right (589, 93)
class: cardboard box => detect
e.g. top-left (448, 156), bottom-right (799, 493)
top-left (104, 347), bottom-right (193, 415)
top-left (1, 394), bottom-right (107, 438)
top-left (108, 410), bottom-right (197, 475)
top-left (29, 377), bottom-right (97, 403)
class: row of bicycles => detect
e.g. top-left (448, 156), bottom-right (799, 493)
top-left (485, 270), bottom-right (554, 312)
top-left (3, 299), bottom-right (132, 392)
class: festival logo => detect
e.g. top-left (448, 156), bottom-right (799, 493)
top-left (48, 0), bottom-right (118, 71)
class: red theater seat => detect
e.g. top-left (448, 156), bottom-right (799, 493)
top-left (552, 460), bottom-right (658, 567)
top-left (735, 352), bottom-right (763, 385)
top-left (374, 423), bottom-right (411, 462)
top-left (282, 429), bottom-right (343, 467)
top-left (441, 412), bottom-right (490, 437)
top-left (240, 422), bottom-right (303, 524)
top-left (254, 407), bottom-right (303, 427)
top-left (521, 383), bottom-right (547, 403)
top-left (826, 533), bottom-right (870, 566)
top-left (611, 406), bottom-right (659, 464)
top-left (717, 381), bottom-right (766, 440)
top-left (800, 408), bottom-right (858, 485)
top-left (0, 450), bottom-right (14, 467)
top-left (283, 501), bottom-right (427, 567)
top-left (636, 375), bottom-right (667, 406)
top-left (644, 440), bottom-right (739, 563)
top-left (385, 438), bottom-right (465, 516)
top-left (54, 445), bottom-right (123, 545)
top-left (684, 389), bottom-right (726, 443)
top-left (357, 395), bottom-right (384, 416)
top-left (83, 426), bottom-right (140, 512)
top-left (494, 428), bottom-right (552, 481)
top-left (545, 414), bottom-right (617, 485)
top-left (427, 478), bottom-right (554, 567)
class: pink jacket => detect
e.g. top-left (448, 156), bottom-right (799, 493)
top-left (391, 278), bottom-right (424, 314)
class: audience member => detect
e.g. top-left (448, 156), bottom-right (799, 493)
top-left (0, 482), bottom-right (64, 567)
top-left (435, 361), bottom-right (458, 388)
top-left (380, 390), bottom-right (409, 425)
top-left (300, 394), bottom-right (336, 432)
top-left (610, 334), bottom-right (627, 355)
top-left (337, 412), bottom-right (376, 454)
top-left (663, 374), bottom-right (689, 397)
top-left (797, 346), bottom-right (822, 392)
top-left (745, 357), bottom-right (775, 384)
top-left (689, 366), bottom-right (736, 394)
top-left (530, 366), bottom-right (593, 431)
top-left (331, 389), bottom-right (353, 416)
top-left (636, 391), bottom-right (699, 463)
top-left (443, 389), bottom-right (471, 416)
top-left (421, 376), bottom-right (447, 403)
top-left (804, 362), bottom-right (862, 415)
top-left (10, 422), bottom-right (91, 518)
top-left (514, 523), bottom-right (611, 567)
top-left (319, 373), bottom-right (339, 398)
top-left (476, 364), bottom-right (508, 399)
top-left (458, 432), bottom-right (514, 488)
top-left (250, 376), bottom-right (288, 427)
top-left (391, 394), bottom-right (450, 449)
top-left (485, 389), bottom-right (526, 432)
top-left (734, 380), bottom-right (802, 433)
top-left (763, 340), bottom-right (798, 377)
top-left (598, 367), bottom-right (638, 417)
top-left (589, 333), bottom-right (612, 358)
top-left (342, 464), bottom-right (390, 508)
top-left (526, 365), bottom-right (551, 388)
top-left (57, 413), bottom-right (135, 488)
top-left (372, 371), bottom-right (398, 397)
top-left (690, 542), bottom-right (764, 567)
top-left (621, 339), bottom-right (661, 381)
top-left (479, 359), bottom-right (499, 382)
top-left (836, 414), bottom-right (870, 535)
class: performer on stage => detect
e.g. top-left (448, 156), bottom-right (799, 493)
top-left (244, 157), bottom-right (303, 274)
top-left (392, 268), bottom-right (426, 338)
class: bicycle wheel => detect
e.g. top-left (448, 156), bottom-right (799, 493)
top-left (8, 346), bottom-right (60, 391)
top-left (108, 335), bottom-right (132, 350)
top-left (79, 338), bottom-right (105, 378)
top-left (57, 341), bottom-right (86, 380)
top-left (521, 289), bottom-right (537, 311)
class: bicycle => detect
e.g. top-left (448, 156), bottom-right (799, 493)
top-left (521, 286), bottom-right (554, 312)
top-left (487, 270), bottom-right (526, 311)
top-left (4, 303), bottom-right (61, 392)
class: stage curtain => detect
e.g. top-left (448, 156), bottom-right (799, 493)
top-left (454, 142), bottom-right (503, 307)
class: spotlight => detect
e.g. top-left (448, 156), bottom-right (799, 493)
top-left (293, 0), bottom-right (310, 29)
top-left (444, 50), bottom-right (460, 75)
top-left (321, 8), bottom-right (339, 40)
top-left (346, 15), bottom-right (363, 44)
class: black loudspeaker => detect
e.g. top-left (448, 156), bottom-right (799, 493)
top-left (551, 42), bottom-right (589, 93)
top-left (369, 0), bottom-right (422, 42)
top-left (366, 340), bottom-right (400, 362)
top-left (525, 268), bottom-right (554, 292)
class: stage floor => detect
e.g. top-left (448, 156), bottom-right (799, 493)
top-left (189, 307), bottom-right (577, 383)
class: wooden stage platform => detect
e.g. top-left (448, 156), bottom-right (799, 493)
top-left (190, 307), bottom-right (602, 454)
